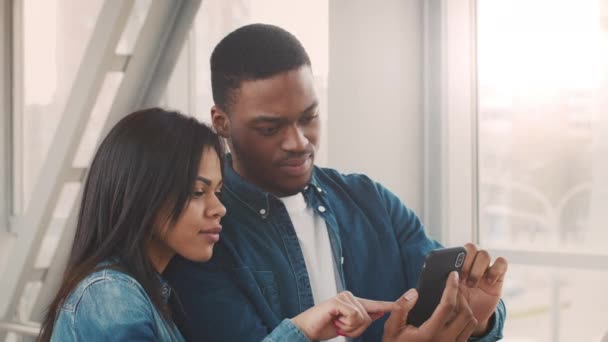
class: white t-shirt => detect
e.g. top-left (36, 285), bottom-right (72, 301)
top-left (280, 193), bottom-right (346, 342)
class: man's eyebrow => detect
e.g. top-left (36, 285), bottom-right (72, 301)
top-left (300, 101), bottom-right (319, 115)
top-left (196, 176), bottom-right (211, 185)
top-left (250, 101), bottom-right (319, 124)
top-left (251, 115), bottom-right (285, 124)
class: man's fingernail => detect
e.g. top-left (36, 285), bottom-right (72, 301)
top-left (486, 277), bottom-right (494, 284)
top-left (453, 271), bottom-right (460, 282)
top-left (404, 289), bottom-right (418, 301)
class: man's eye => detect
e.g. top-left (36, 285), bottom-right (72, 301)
top-left (300, 115), bottom-right (318, 124)
top-left (257, 126), bottom-right (279, 135)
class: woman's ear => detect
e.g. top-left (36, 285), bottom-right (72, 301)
top-left (211, 106), bottom-right (230, 138)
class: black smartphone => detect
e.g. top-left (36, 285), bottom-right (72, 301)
top-left (407, 246), bottom-right (467, 327)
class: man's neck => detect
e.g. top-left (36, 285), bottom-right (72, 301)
top-left (229, 154), bottom-right (299, 197)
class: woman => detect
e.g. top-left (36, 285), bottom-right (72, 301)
top-left (38, 108), bottom-right (398, 341)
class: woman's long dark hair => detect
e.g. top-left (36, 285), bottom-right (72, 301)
top-left (38, 108), bottom-right (224, 341)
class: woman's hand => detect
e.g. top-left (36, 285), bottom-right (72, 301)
top-left (291, 291), bottom-right (400, 340)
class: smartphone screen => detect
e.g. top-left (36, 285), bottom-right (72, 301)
top-left (407, 247), bottom-right (467, 327)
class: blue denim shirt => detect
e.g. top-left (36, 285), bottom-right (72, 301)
top-left (51, 267), bottom-right (184, 342)
top-left (165, 160), bottom-right (506, 341)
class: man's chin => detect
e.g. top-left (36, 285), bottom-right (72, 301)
top-left (272, 172), bottom-right (313, 197)
top-left (277, 155), bottom-right (313, 178)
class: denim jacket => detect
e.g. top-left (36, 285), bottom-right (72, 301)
top-left (51, 267), bottom-right (184, 342)
top-left (165, 160), bottom-right (506, 342)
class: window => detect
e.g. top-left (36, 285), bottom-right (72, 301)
top-left (477, 0), bottom-right (608, 340)
top-left (432, 0), bottom-right (608, 340)
top-left (16, 0), bottom-right (105, 214)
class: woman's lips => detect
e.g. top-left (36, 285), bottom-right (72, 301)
top-left (198, 226), bottom-right (222, 243)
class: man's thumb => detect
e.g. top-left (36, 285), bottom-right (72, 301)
top-left (383, 289), bottom-right (418, 337)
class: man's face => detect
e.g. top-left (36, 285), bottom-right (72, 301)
top-left (212, 66), bottom-right (320, 197)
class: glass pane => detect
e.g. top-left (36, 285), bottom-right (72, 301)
top-left (478, 0), bottom-right (608, 254)
top-left (72, 72), bottom-right (124, 167)
top-left (20, 0), bottom-right (103, 211)
top-left (502, 265), bottom-right (608, 342)
top-left (115, 0), bottom-right (152, 55)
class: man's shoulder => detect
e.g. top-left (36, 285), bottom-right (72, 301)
top-left (313, 166), bottom-right (407, 211)
top-left (313, 166), bottom-right (377, 189)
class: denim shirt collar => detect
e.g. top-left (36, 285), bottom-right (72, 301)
top-left (223, 154), bottom-right (326, 218)
top-left (158, 274), bottom-right (172, 303)
top-left (100, 259), bottom-right (172, 303)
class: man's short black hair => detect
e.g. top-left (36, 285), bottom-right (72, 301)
top-left (210, 23), bottom-right (312, 112)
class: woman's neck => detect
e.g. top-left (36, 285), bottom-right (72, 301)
top-left (147, 238), bottom-right (175, 274)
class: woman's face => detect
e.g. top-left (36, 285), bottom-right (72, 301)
top-left (156, 148), bottom-right (226, 265)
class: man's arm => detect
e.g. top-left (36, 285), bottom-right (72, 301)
top-left (165, 254), bottom-right (399, 342)
top-left (165, 255), bottom-right (281, 342)
top-left (372, 180), bottom-right (507, 341)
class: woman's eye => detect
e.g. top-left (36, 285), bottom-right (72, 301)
top-left (192, 190), bottom-right (205, 198)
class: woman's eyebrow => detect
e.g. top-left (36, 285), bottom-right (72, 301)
top-left (196, 176), bottom-right (211, 186)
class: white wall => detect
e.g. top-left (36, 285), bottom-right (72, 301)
top-left (328, 0), bottom-right (425, 214)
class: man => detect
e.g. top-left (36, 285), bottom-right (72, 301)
top-left (165, 23), bottom-right (507, 341)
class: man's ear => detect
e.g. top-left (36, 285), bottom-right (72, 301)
top-left (211, 105), bottom-right (230, 138)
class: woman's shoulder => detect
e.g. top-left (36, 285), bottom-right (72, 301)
top-left (52, 267), bottom-right (167, 341)
top-left (61, 266), bottom-right (148, 313)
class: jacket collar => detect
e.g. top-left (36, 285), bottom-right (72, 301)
top-left (223, 154), bottom-right (325, 218)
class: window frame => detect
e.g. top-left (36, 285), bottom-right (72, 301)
top-left (424, 0), bottom-right (608, 267)
top-left (425, 2), bottom-right (608, 339)
top-left (0, 0), bottom-right (14, 232)
top-left (423, 0), bottom-right (479, 245)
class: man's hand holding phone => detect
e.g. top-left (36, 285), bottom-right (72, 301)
top-left (459, 243), bottom-right (508, 335)
top-left (383, 244), bottom-right (508, 341)
top-left (383, 272), bottom-right (478, 342)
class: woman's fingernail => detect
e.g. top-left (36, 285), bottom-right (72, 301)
top-left (404, 289), bottom-right (418, 301)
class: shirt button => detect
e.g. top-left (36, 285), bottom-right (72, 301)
top-left (259, 209), bottom-right (267, 215)
top-left (317, 187), bottom-right (323, 193)
top-left (304, 185), bottom-right (309, 190)
top-left (318, 205), bottom-right (326, 213)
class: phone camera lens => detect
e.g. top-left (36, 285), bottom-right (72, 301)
top-left (455, 252), bottom-right (465, 267)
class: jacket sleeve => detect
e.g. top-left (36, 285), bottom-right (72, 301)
top-left (373, 180), bottom-right (506, 341)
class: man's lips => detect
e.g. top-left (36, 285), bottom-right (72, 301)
top-left (281, 155), bottom-right (311, 167)
top-left (278, 154), bottom-right (313, 176)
